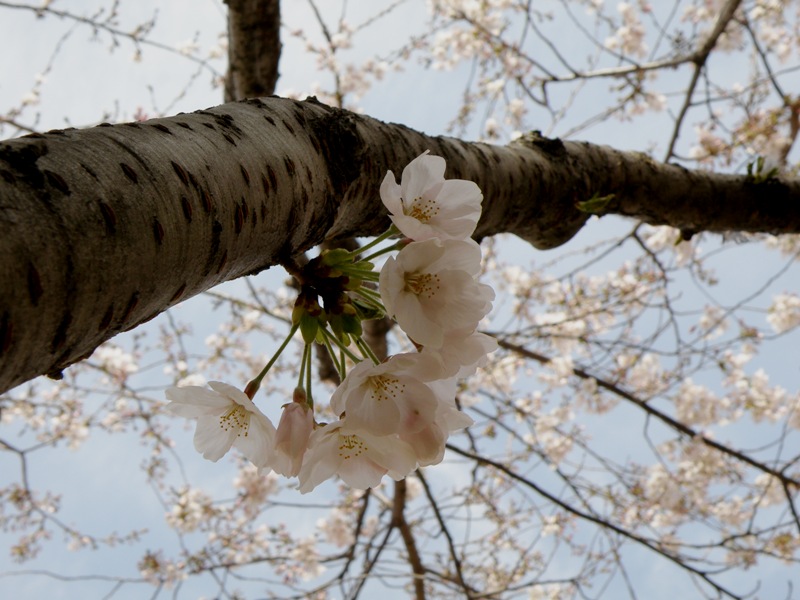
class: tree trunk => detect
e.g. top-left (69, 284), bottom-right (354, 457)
top-left (1, 96), bottom-right (799, 394)
top-left (224, 0), bottom-right (282, 102)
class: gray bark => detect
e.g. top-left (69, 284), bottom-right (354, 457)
top-left (2, 96), bottom-right (800, 394)
top-left (224, 0), bottom-right (282, 102)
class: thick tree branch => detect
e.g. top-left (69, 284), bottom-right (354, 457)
top-left (2, 96), bottom-right (800, 393)
top-left (224, 0), bottom-right (281, 101)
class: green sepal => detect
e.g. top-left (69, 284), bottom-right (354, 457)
top-left (342, 313), bottom-right (363, 336)
top-left (291, 299), bottom-right (305, 325)
top-left (329, 313), bottom-right (344, 338)
top-left (300, 313), bottom-right (319, 344)
top-left (344, 277), bottom-right (363, 291)
top-left (353, 298), bottom-right (385, 321)
top-left (352, 260), bottom-right (375, 272)
top-left (320, 248), bottom-right (351, 267)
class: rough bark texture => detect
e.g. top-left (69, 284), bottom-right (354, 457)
top-left (224, 0), bottom-right (281, 102)
top-left (2, 96), bottom-right (800, 393)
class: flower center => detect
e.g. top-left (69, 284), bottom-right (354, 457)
top-left (406, 196), bottom-right (439, 223)
top-left (369, 375), bottom-right (404, 403)
top-left (338, 434), bottom-right (366, 460)
top-left (219, 404), bottom-right (250, 437)
top-left (405, 272), bottom-right (440, 299)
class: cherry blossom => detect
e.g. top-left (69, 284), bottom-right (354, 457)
top-left (379, 238), bottom-right (494, 348)
top-left (296, 420), bottom-right (417, 493)
top-left (380, 151), bottom-right (482, 241)
top-left (165, 381), bottom-right (275, 464)
top-left (329, 355), bottom-right (439, 436)
top-left (400, 392), bottom-right (474, 466)
top-left (272, 393), bottom-right (314, 477)
top-left (767, 292), bottom-right (800, 333)
top-left (421, 329), bottom-right (498, 378)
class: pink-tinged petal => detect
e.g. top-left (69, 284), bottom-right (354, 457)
top-left (393, 292), bottom-right (443, 347)
top-left (380, 241), bottom-right (494, 346)
top-left (234, 412), bottom-right (276, 468)
top-left (347, 429), bottom-right (418, 480)
top-left (337, 455), bottom-right (388, 489)
top-left (166, 381), bottom-right (277, 466)
top-left (298, 421), bottom-right (418, 491)
top-left (400, 152), bottom-right (446, 203)
top-left (395, 379), bottom-right (439, 433)
top-left (380, 152), bottom-right (484, 241)
top-left (273, 402), bottom-right (314, 476)
top-left (427, 239), bottom-right (483, 275)
top-left (297, 424), bottom-right (343, 493)
top-left (344, 383), bottom-right (402, 436)
top-left (380, 170), bottom-right (403, 214)
top-left (401, 423), bottom-right (446, 466)
top-left (427, 376), bottom-right (459, 403)
top-left (297, 456), bottom-right (338, 494)
top-left (388, 212), bottom-right (431, 241)
top-left (441, 406), bottom-right (474, 432)
top-left (208, 381), bottom-right (260, 413)
top-left (430, 179), bottom-right (482, 217)
top-left (333, 359), bottom-right (439, 436)
top-left (423, 330), bottom-right (498, 378)
top-left (352, 375), bottom-right (436, 436)
top-left (165, 386), bottom-right (230, 417)
top-left (330, 360), bottom-right (373, 416)
top-left (396, 238), bottom-right (447, 273)
top-left (365, 433), bottom-right (418, 477)
top-left (193, 414), bottom-right (237, 461)
top-left (378, 255), bottom-right (403, 317)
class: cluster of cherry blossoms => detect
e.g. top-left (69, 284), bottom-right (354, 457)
top-left (166, 152), bottom-right (496, 493)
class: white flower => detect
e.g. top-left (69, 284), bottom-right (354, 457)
top-left (166, 381), bottom-right (275, 465)
top-left (380, 151), bottom-right (483, 241)
top-left (272, 393), bottom-right (314, 477)
top-left (767, 293), bottom-right (800, 333)
top-left (297, 420), bottom-right (417, 493)
top-left (379, 238), bottom-right (494, 348)
top-left (400, 392), bottom-right (474, 466)
top-left (330, 355), bottom-right (440, 436)
top-left (421, 329), bottom-right (498, 378)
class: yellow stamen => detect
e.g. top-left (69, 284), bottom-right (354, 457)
top-left (219, 404), bottom-right (250, 437)
top-left (406, 196), bottom-right (439, 223)
top-left (338, 434), bottom-right (366, 460)
top-left (405, 272), bottom-right (440, 299)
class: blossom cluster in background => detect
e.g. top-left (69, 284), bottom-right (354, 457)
top-left (165, 152), bottom-right (496, 493)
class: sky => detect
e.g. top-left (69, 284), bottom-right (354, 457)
top-left (1, 1), bottom-right (799, 599)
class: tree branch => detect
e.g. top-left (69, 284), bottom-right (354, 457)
top-left (2, 96), bottom-right (800, 393)
top-left (392, 479), bottom-right (426, 600)
top-left (493, 337), bottom-right (800, 492)
top-left (224, 0), bottom-right (282, 101)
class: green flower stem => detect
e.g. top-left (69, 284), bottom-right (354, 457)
top-left (318, 325), bottom-right (362, 364)
top-left (337, 265), bottom-right (380, 281)
top-left (245, 321), bottom-right (300, 398)
top-left (304, 343), bottom-right (314, 409)
top-left (359, 241), bottom-right (405, 264)
top-left (297, 343), bottom-right (308, 391)
top-left (354, 286), bottom-right (383, 305)
top-left (338, 346), bottom-right (347, 378)
top-left (356, 337), bottom-right (381, 365)
top-left (345, 225), bottom-right (399, 259)
top-left (321, 333), bottom-right (345, 381)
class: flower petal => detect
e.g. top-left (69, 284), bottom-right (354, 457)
top-left (400, 152), bottom-right (445, 204)
top-left (193, 414), bottom-right (237, 461)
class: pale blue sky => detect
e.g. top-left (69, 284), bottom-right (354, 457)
top-left (1, 1), bottom-right (799, 599)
